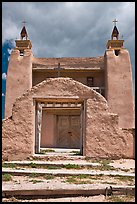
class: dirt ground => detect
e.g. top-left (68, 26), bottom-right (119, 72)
top-left (2, 158), bottom-right (135, 202)
top-left (2, 194), bottom-right (135, 202)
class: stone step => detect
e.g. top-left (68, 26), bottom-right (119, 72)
top-left (3, 160), bottom-right (101, 168)
top-left (2, 168), bottom-right (135, 177)
top-left (30, 154), bottom-right (86, 160)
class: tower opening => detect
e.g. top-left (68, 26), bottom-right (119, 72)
top-left (20, 50), bottom-right (24, 56)
top-left (114, 49), bottom-right (120, 56)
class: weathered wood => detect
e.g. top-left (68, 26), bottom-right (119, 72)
top-left (2, 186), bottom-right (135, 198)
top-left (35, 102), bottom-right (42, 153)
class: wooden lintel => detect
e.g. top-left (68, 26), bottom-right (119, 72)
top-left (33, 97), bottom-right (83, 103)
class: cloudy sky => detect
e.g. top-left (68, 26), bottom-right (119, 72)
top-left (2, 2), bottom-right (135, 117)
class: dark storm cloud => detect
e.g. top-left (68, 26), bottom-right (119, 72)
top-left (2, 2), bottom-right (135, 86)
top-left (2, 2), bottom-right (134, 55)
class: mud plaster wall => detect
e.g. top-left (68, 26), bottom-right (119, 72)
top-left (2, 78), bottom-right (134, 161)
top-left (85, 99), bottom-right (134, 159)
top-left (104, 49), bottom-right (135, 129)
top-left (5, 49), bottom-right (33, 118)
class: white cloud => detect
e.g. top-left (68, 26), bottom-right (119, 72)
top-left (2, 93), bottom-right (5, 97)
top-left (2, 2), bottom-right (135, 80)
top-left (2, 73), bottom-right (7, 80)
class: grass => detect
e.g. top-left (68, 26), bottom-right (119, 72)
top-left (86, 159), bottom-right (116, 171)
top-left (28, 173), bottom-right (56, 180)
top-left (64, 164), bottom-right (81, 169)
top-left (46, 165), bottom-right (62, 169)
top-left (110, 175), bottom-right (134, 182)
top-left (99, 164), bottom-right (116, 171)
top-left (2, 163), bottom-right (17, 168)
top-left (27, 173), bottom-right (56, 180)
top-left (44, 174), bottom-right (56, 180)
top-left (76, 174), bottom-right (91, 179)
top-left (65, 176), bottom-right (77, 184)
top-left (3, 162), bottom-right (84, 170)
top-left (28, 162), bottom-right (38, 168)
top-left (100, 159), bottom-right (112, 165)
top-left (2, 173), bottom-right (12, 181)
top-left (63, 173), bottom-right (135, 185)
top-left (29, 179), bottom-right (43, 184)
top-left (28, 173), bottom-right (42, 178)
top-left (64, 176), bottom-right (90, 184)
top-left (64, 174), bottom-right (105, 184)
top-left (64, 175), bottom-right (101, 184)
top-left (27, 156), bottom-right (44, 161)
top-left (85, 157), bottom-right (102, 162)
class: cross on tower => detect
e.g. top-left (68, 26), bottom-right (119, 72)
top-left (113, 19), bottom-right (118, 26)
top-left (54, 62), bottom-right (63, 77)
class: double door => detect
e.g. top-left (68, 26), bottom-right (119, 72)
top-left (57, 115), bottom-right (80, 148)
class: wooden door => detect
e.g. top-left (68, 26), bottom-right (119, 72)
top-left (57, 115), bottom-right (80, 148)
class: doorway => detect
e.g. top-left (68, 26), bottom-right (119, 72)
top-left (35, 100), bottom-right (84, 154)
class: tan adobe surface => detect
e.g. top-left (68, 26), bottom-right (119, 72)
top-left (32, 56), bottom-right (104, 69)
top-left (2, 78), bottom-right (134, 161)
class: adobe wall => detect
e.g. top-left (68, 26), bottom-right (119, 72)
top-left (32, 71), bottom-right (104, 87)
top-left (5, 49), bottom-right (33, 118)
top-left (2, 78), bottom-right (134, 161)
top-left (104, 49), bottom-right (135, 129)
top-left (85, 99), bottom-right (134, 159)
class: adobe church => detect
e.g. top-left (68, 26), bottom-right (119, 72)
top-left (2, 21), bottom-right (135, 161)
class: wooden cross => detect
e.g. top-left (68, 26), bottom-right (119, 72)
top-left (113, 19), bottom-right (118, 26)
top-left (54, 63), bottom-right (62, 77)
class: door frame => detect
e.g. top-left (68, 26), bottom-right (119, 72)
top-left (34, 98), bottom-right (85, 155)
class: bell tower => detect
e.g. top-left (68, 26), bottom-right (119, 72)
top-left (104, 20), bottom-right (135, 128)
top-left (106, 19), bottom-right (124, 55)
top-left (15, 22), bottom-right (32, 55)
top-left (5, 22), bottom-right (33, 118)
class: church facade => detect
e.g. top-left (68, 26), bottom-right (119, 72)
top-left (2, 23), bottom-right (135, 161)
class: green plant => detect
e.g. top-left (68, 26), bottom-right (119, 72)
top-left (2, 163), bottom-right (17, 168)
top-left (65, 175), bottom-right (94, 185)
top-left (2, 173), bottom-right (12, 181)
top-left (47, 165), bottom-right (62, 169)
top-left (29, 179), bottom-right (43, 184)
top-left (64, 164), bottom-right (81, 169)
top-left (100, 159), bottom-right (112, 165)
top-left (76, 174), bottom-right (91, 179)
top-left (113, 175), bottom-right (134, 182)
top-left (90, 158), bottom-right (101, 163)
top-left (28, 173), bottom-right (41, 178)
top-left (28, 162), bottom-right (38, 168)
top-left (44, 174), bottom-right (55, 180)
top-left (65, 176), bottom-right (77, 184)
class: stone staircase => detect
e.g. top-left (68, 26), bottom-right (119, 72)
top-left (2, 150), bottom-right (135, 201)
